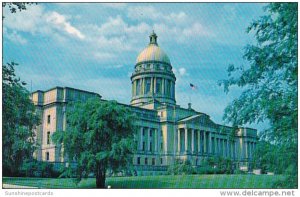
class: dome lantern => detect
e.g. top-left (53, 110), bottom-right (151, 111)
top-left (149, 30), bottom-right (158, 45)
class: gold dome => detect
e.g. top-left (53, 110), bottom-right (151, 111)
top-left (136, 31), bottom-right (171, 65)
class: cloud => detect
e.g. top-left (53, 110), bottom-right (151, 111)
top-left (103, 3), bottom-right (127, 9)
top-left (3, 28), bottom-right (27, 45)
top-left (3, 4), bottom-right (85, 41)
top-left (173, 67), bottom-right (187, 77)
top-left (127, 6), bottom-right (187, 24)
top-left (93, 52), bottom-right (116, 60)
top-left (3, 5), bottom-right (44, 33)
top-left (183, 23), bottom-right (213, 37)
top-left (46, 12), bottom-right (85, 39)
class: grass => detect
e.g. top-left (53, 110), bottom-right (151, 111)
top-left (3, 174), bottom-right (285, 189)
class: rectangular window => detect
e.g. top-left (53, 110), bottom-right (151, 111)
top-left (136, 79), bottom-right (141, 95)
top-left (46, 152), bottom-right (49, 161)
top-left (166, 80), bottom-right (171, 96)
top-left (152, 158), bottom-right (155, 165)
top-left (156, 78), bottom-right (162, 94)
top-left (142, 128), bottom-right (145, 136)
top-left (47, 115), bottom-right (51, 124)
top-left (137, 157), bottom-right (140, 165)
top-left (160, 142), bottom-right (163, 151)
top-left (47, 131), bottom-right (50, 145)
top-left (150, 142), bottom-right (152, 152)
top-left (145, 158), bottom-right (148, 165)
top-left (160, 158), bottom-right (163, 165)
top-left (142, 142), bottom-right (145, 151)
top-left (149, 129), bottom-right (152, 137)
top-left (145, 78), bottom-right (151, 94)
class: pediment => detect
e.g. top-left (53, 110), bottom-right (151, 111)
top-left (177, 114), bottom-right (216, 128)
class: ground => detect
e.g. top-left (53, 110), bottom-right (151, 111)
top-left (3, 175), bottom-right (284, 189)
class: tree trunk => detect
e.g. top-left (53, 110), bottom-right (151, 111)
top-left (96, 167), bottom-right (106, 188)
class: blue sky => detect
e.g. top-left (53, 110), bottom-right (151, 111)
top-left (3, 3), bottom-right (269, 130)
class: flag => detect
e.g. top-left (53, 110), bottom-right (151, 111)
top-left (190, 83), bottom-right (197, 90)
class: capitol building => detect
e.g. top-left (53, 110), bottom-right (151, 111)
top-left (32, 32), bottom-right (258, 175)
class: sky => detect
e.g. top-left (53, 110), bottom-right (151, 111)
top-left (3, 2), bottom-right (269, 131)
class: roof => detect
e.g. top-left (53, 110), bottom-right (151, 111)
top-left (177, 114), bottom-right (203, 123)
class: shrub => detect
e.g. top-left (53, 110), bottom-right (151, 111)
top-left (19, 160), bottom-right (64, 178)
top-left (167, 159), bottom-right (195, 175)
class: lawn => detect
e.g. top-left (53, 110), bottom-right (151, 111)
top-left (3, 174), bottom-right (284, 189)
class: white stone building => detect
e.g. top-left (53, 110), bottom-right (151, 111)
top-left (32, 32), bottom-right (257, 175)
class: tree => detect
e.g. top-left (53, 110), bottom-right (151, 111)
top-left (219, 3), bottom-right (297, 188)
top-left (2, 62), bottom-right (40, 176)
top-left (52, 98), bottom-right (137, 188)
top-left (2, 2), bottom-right (36, 14)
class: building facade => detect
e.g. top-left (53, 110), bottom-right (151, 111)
top-left (32, 32), bottom-right (258, 175)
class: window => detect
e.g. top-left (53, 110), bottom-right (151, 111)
top-left (156, 78), bottom-right (162, 94)
top-left (149, 130), bottom-right (152, 137)
top-left (167, 80), bottom-right (171, 96)
top-left (47, 115), bottom-right (51, 124)
top-left (152, 158), bottom-right (155, 165)
top-left (47, 131), bottom-right (50, 145)
top-left (145, 78), bottom-right (151, 94)
top-left (160, 142), bottom-right (163, 151)
top-left (160, 158), bottom-right (163, 165)
top-left (149, 142), bottom-right (152, 152)
top-left (136, 79), bottom-right (141, 95)
top-left (145, 158), bottom-right (148, 165)
top-left (46, 152), bottom-right (49, 161)
top-left (142, 128), bottom-right (145, 136)
top-left (142, 142), bottom-right (145, 151)
top-left (137, 157), bottom-right (141, 165)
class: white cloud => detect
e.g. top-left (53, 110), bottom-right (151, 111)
top-left (93, 52), bottom-right (116, 60)
top-left (4, 4), bottom-right (85, 41)
top-left (4, 28), bottom-right (27, 45)
top-left (183, 23), bottom-right (213, 37)
top-left (103, 3), bottom-right (127, 9)
top-left (179, 68), bottom-right (186, 76)
top-left (3, 5), bottom-right (44, 34)
top-left (173, 67), bottom-right (187, 77)
top-left (46, 12), bottom-right (85, 39)
top-left (127, 6), bottom-right (187, 24)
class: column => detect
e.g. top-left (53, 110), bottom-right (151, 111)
top-left (223, 139), bottom-right (225, 157)
top-left (191, 129), bottom-right (195, 154)
top-left (154, 77), bottom-right (157, 93)
top-left (197, 130), bottom-right (200, 153)
top-left (141, 78), bottom-right (144, 95)
top-left (140, 127), bottom-right (143, 151)
top-left (154, 129), bottom-right (158, 152)
top-left (209, 132), bottom-right (212, 154)
top-left (203, 131), bottom-right (207, 154)
top-left (133, 81), bottom-right (136, 96)
top-left (162, 79), bottom-right (165, 95)
top-left (150, 77), bottom-right (154, 94)
top-left (185, 128), bottom-right (188, 153)
top-left (147, 128), bottom-right (151, 152)
top-left (214, 137), bottom-right (218, 155)
top-left (177, 129), bottom-right (181, 153)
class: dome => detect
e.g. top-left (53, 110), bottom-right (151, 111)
top-left (136, 31), bottom-right (171, 65)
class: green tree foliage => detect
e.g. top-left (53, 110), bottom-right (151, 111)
top-left (3, 62), bottom-right (40, 176)
top-left (2, 2), bottom-right (36, 13)
top-left (220, 3), bottom-right (297, 188)
top-left (52, 98), bottom-right (137, 188)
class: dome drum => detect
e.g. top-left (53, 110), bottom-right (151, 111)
top-left (131, 31), bottom-right (176, 107)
